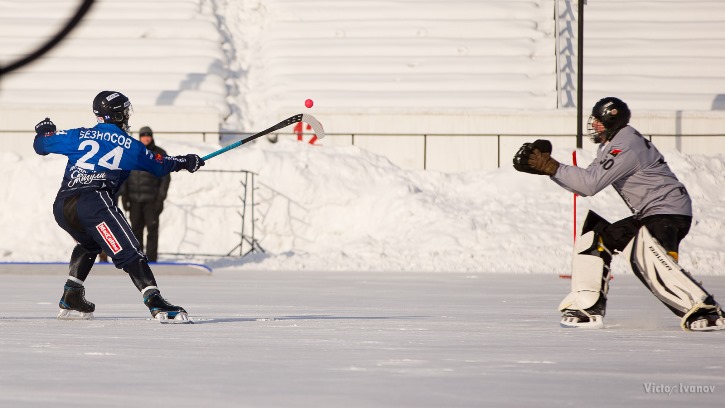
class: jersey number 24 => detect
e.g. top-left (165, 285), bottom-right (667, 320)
top-left (76, 140), bottom-right (124, 171)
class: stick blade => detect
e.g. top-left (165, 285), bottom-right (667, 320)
top-left (301, 114), bottom-right (326, 139)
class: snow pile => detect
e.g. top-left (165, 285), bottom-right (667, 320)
top-left (2, 135), bottom-right (725, 275)
top-left (2, 0), bottom-right (725, 274)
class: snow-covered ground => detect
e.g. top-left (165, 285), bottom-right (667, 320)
top-left (3, 136), bottom-right (725, 277)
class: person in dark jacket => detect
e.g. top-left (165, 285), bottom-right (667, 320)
top-left (118, 126), bottom-right (171, 262)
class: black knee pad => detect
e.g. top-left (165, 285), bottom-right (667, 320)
top-left (69, 244), bottom-right (99, 282)
top-left (123, 258), bottom-right (158, 292)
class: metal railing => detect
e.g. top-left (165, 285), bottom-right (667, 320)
top-left (6, 130), bottom-right (724, 170)
top-left (251, 131), bottom-right (725, 169)
top-left (158, 168), bottom-right (264, 258)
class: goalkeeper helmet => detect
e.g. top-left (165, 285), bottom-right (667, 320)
top-left (587, 97), bottom-right (630, 143)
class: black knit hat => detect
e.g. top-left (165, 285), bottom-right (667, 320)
top-left (139, 126), bottom-right (153, 137)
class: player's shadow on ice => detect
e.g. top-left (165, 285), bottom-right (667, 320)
top-left (191, 314), bottom-right (426, 325)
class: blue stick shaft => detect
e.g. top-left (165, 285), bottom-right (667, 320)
top-left (201, 114), bottom-right (303, 161)
top-left (202, 140), bottom-right (243, 161)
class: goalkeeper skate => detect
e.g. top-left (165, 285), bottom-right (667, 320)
top-left (560, 297), bottom-right (606, 329)
top-left (143, 288), bottom-right (192, 324)
top-left (682, 298), bottom-right (725, 332)
top-left (57, 283), bottom-right (95, 320)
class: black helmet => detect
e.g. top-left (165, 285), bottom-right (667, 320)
top-left (93, 90), bottom-right (133, 132)
top-left (587, 97), bottom-right (631, 143)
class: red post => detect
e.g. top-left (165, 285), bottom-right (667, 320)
top-left (561, 150), bottom-right (578, 280)
top-left (572, 150), bottom-right (578, 242)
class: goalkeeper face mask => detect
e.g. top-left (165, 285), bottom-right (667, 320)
top-left (587, 116), bottom-right (607, 143)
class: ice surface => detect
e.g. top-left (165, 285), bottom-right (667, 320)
top-left (1, 270), bottom-right (723, 407)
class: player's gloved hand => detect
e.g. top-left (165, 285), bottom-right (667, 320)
top-left (531, 139), bottom-right (552, 155)
top-left (173, 154), bottom-right (205, 173)
top-left (513, 139), bottom-right (559, 176)
top-left (35, 118), bottom-right (56, 136)
top-left (513, 142), bottom-right (542, 174)
top-left (528, 139), bottom-right (559, 175)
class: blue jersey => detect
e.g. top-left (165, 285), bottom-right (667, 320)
top-left (34, 123), bottom-right (180, 198)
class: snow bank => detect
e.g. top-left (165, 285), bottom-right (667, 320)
top-left (3, 136), bottom-right (724, 275)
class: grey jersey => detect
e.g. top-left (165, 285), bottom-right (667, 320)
top-left (551, 126), bottom-right (691, 218)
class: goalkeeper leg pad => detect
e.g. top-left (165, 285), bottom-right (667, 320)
top-left (629, 226), bottom-right (721, 330)
top-left (559, 230), bottom-right (613, 313)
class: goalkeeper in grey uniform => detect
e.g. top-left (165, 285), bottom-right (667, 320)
top-left (513, 97), bottom-right (725, 331)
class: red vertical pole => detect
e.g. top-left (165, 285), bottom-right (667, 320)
top-left (572, 150), bottom-right (578, 241)
top-left (561, 150), bottom-right (579, 279)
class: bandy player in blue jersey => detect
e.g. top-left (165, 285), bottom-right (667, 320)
top-left (513, 97), bottom-right (725, 331)
top-left (34, 90), bottom-right (204, 323)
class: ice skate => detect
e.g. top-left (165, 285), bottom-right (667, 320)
top-left (58, 284), bottom-right (95, 320)
top-left (683, 301), bottom-right (725, 332)
top-left (560, 297), bottom-right (606, 329)
top-left (560, 310), bottom-right (604, 329)
top-left (143, 289), bottom-right (192, 324)
top-left (686, 314), bottom-right (725, 331)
